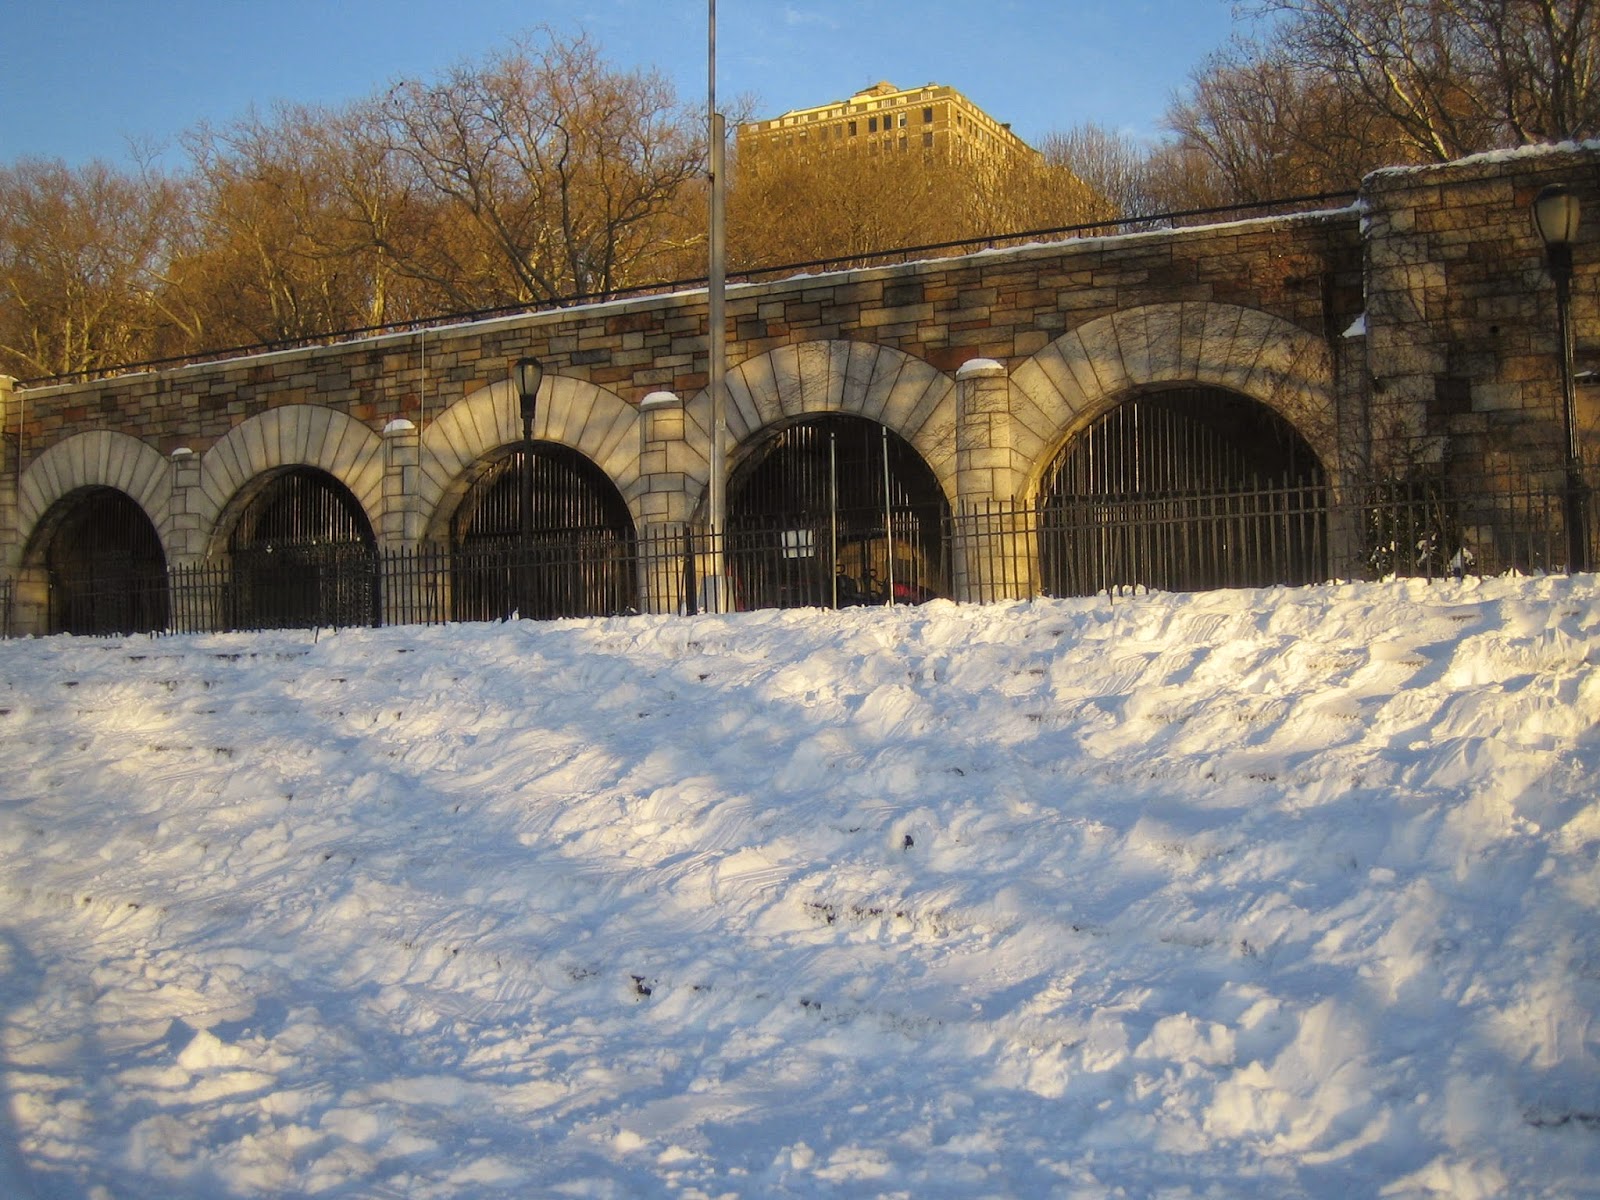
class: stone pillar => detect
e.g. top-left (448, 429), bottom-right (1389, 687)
top-left (0, 376), bottom-right (15, 634)
top-left (379, 419), bottom-right (434, 624)
top-left (1328, 323), bottom-right (1373, 580)
top-left (637, 391), bottom-right (698, 614)
top-left (953, 359), bottom-right (1034, 602)
top-left (0, 376), bottom-right (16, 577)
top-left (1359, 174), bottom-right (1448, 474)
top-left (166, 447), bottom-right (206, 566)
top-left (163, 446), bottom-right (224, 633)
top-left (638, 391), bottom-right (695, 526)
top-left (955, 358), bottom-right (1016, 504)
top-left (381, 419), bottom-right (422, 549)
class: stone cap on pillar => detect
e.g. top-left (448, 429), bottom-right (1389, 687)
top-left (383, 418), bottom-right (418, 435)
top-left (956, 358), bottom-right (1006, 380)
top-left (639, 390), bottom-right (681, 411)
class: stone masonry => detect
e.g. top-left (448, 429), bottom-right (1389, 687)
top-left (2, 143), bottom-right (1595, 631)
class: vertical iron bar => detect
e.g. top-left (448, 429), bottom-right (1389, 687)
top-left (882, 424), bottom-right (895, 605)
top-left (829, 430), bottom-right (839, 609)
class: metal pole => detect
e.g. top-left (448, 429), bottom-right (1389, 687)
top-left (829, 430), bottom-right (839, 609)
top-left (1553, 255), bottom-right (1588, 572)
top-left (706, 0), bottom-right (729, 611)
top-left (521, 409), bottom-right (533, 615)
top-left (882, 425), bottom-right (895, 605)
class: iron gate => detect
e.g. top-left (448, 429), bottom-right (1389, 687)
top-left (228, 468), bottom-right (378, 629)
top-left (450, 443), bottom-right (637, 621)
top-left (727, 415), bottom-right (948, 609)
top-left (1039, 388), bottom-right (1328, 595)
top-left (44, 487), bottom-right (170, 635)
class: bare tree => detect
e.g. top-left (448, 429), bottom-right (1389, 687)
top-left (1461, 0), bottom-right (1600, 143)
top-left (1039, 125), bottom-right (1163, 220)
top-left (1248, 0), bottom-right (1598, 160)
top-left (0, 159), bottom-right (185, 377)
top-left (1138, 140), bottom-right (1240, 215)
top-left (173, 101), bottom-right (438, 348)
top-left (972, 150), bottom-right (1112, 237)
top-left (1167, 38), bottom-right (1413, 199)
top-left (729, 137), bottom-right (1106, 271)
top-left (382, 31), bottom-right (705, 307)
top-left (728, 146), bottom-right (942, 268)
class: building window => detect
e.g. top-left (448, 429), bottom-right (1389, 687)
top-left (868, 116), bottom-right (878, 133)
top-left (923, 107), bottom-right (934, 123)
top-left (923, 131), bottom-right (934, 148)
top-left (848, 120), bottom-right (857, 136)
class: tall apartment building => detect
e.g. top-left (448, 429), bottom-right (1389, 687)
top-left (736, 81), bottom-right (1035, 166)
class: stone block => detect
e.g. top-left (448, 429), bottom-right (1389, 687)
top-left (1471, 383), bottom-right (1522, 412)
top-left (856, 303), bottom-right (933, 329)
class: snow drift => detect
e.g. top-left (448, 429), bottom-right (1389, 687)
top-left (1, 575), bottom-right (1597, 1197)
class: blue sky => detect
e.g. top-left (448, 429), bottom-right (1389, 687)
top-left (1, 1), bottom-right (1244, 168)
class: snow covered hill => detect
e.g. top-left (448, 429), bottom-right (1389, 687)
top-left (1, 576), bottom-right (1598, 1198)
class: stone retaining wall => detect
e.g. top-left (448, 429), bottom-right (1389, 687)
top-left (2, 142), bottom-right (1595, 629)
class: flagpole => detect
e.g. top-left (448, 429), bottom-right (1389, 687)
top-left (706, 0), bottom-right (729, 612)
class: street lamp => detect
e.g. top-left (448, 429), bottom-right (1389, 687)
top-left (1532, 185), bottom-right (1586, 572)
top-left (513, 356), bottom-right (544, 613)
top-left (514, 356), bottom-right (544, 443)
top-left (706, 0), bottom-right (728, 612)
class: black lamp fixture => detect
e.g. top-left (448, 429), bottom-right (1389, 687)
top-left (1532, 184), bottom-right (1586, 572)
top-left (513, 355), bottom-right (544, 441)
top-left (1533, 185), bottom-right (1582, 268)
top-left (512, 355), bottom-right (545, 600)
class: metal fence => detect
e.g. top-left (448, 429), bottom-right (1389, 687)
top-left (4, 471), bottom-right (1590, 638)
top-left (954, 472), bottom-right (1584, 604)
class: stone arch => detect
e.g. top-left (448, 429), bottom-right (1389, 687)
top-left (1009, 302), bottom-right (1338, 498)
top-left (418, 375), bottom-right (642, 543)
top-left (17, 430), bottom-right (173, 559)
top-left (11, 432), bottom-right (174, 636)
top-left (684, 340), bottom-right (959, 510)
top-left (197, 406), bottom-right (384, 557)
top-left (25, 489), bottom-right (171, 636)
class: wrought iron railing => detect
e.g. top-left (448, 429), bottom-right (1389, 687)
top-left (956, 472), bottom-right (1582, 603)
top-left (6, 471), bottom-right (1591, 638)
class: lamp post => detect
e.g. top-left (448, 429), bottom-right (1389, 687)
top-left (1533, 185), bottom-right (1586, 573)
top-left (513, 356), bottom-right (544, 612)
top-left (706, 0), bottom-right (728, 612)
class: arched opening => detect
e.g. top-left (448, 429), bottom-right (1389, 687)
top-left (727, 414), bottom-right (948, 609)
top-left (449, 443), bottom-right (636, 621)
top-left (1039, 387), bottom-right (1327, 595)
top-left (31, 487), bottom-right (169, 635)
top-left (227, 467), bottom-right (378, 629)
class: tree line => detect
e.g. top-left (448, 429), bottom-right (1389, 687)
top-left (3, 2), bottom-right (1595, 381)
